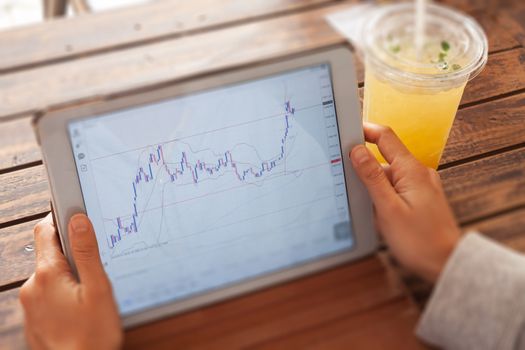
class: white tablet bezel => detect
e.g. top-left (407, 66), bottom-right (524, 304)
top-left (34, 44), bottom-right (377, 328)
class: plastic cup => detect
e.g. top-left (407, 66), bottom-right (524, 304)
top-left (360, 3), bottom-right (488, 168)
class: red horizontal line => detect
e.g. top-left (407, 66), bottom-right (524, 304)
top-left (331, 157), bottom-right (341, 164)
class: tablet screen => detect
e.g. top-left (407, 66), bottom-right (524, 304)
top-left (68, 63), bottom-right (354, 315)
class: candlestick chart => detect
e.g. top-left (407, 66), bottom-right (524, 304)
top-left (107, 101), bottom-right (297, 250)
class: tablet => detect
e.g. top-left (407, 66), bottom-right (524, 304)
top-left (34, 45), bottom-right (377, 328)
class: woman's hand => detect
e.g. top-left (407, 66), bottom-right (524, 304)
top-left (350, 123), bottom-right (461, 283)
top-left (20, 213), bottom-right (123, 350)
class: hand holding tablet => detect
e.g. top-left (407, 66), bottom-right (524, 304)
top-left (33, 45), bottom-right (377, 327)
top-left (20, 214), bottom-right (123, 350)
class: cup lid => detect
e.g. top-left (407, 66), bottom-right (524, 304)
top-left (361, 3), bottom-right (488, 86)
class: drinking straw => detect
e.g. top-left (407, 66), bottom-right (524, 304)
top-left (415, 0), bottom-right (426, 60)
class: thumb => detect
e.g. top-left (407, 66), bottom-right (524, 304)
top-left (350, 145), bottom-right (400, 211)
top-left (68, 214), bottom-right (109, 291)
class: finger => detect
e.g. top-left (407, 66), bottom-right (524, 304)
top-left (19, 273), bottom-right (35, 309)
top-left (363, 123), bottom-right (420, 166)
top-left (33, 213), bottom-right (65, 267)
top-left (68, 214), bottom-right (109, 290)
top-left (24, 324), bottom-right (43, 350)
top-left (350, 145), bottom-right (401, 211)
top-left (20, 275), bottom-right (43, 350)
top-left (382, 164), bottom-right (394, 184)
top-left (427, 168), bottom-right (446, 193)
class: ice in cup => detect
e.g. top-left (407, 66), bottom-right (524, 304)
top-left (360, 3), bottom-right (488, 168)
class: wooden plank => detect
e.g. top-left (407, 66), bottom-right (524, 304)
top-left (125, 257), bottom-right (387, 342)
top-left (441, 92), bottom-right (525, 164)
top-left (0, 294), bottom-right (423, 350)
top-left (0, 116), bottom-right (40, 171)
top-left (125, 257), bottom-right (405, 349)
top-left (473, 9), bottom-right (521, 52)
top-left (142, 274), bottom-right (396, 349)
top-left (440, 147), bottom-right (525, 224)
top-left (446, 0), bottom-right (525, 19)
top-left (497, 8), bottom-right (525, 48)
top-left (0, 331), bottom-right (25, 350)
top-left (0, 166), bottom-right (49, 226)
top-left (0, 220), bottom-right (37, 287)
top-left (505, 0), bottom-right (525, 19)
top-left (0, 6), bottom-right (521, 121)
top-left (464, 206), bottom-right (525, 250)
top-left (0, 0), bottom-right (513, 75)
top-left (0, 4), bottom-right (346, 120)
top-left (0, 0), bottom-right (337, 73)
top-left (460, 48), bottom-right (525, 105)
top-left (251, 298), bottom-right (425, 349)
top-left (0, 288), bottom-right (26, 350)
top-left (436, 0), bottom-right (485, 12)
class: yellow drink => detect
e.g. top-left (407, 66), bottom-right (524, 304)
top-left (360, 3), bottom-right (488, 169)
top-left (363, 68), bottom-right (466, 168)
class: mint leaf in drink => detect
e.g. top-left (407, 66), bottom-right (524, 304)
top-left (441, 41), bottom-right (450, 52)
top-left (390, 44), bottom-right (401, 53)
top-left (452, 63), bottom-right (462, 70)
top-left (438, 52), bottom-right (447, 62)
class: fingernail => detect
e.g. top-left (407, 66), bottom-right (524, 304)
top-left (353, 146), bottom-right (370, 165)
top-left (71, 215), bottom-right (89, 233)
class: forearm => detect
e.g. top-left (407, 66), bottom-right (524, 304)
top-left (417, 232), bottom-right (525, 350)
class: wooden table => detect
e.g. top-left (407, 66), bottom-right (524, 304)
top-left (1, 0), bottom-right (524, 348)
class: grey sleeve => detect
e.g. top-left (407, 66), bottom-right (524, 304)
top-left (416, 232), bottom-right (525, 350)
